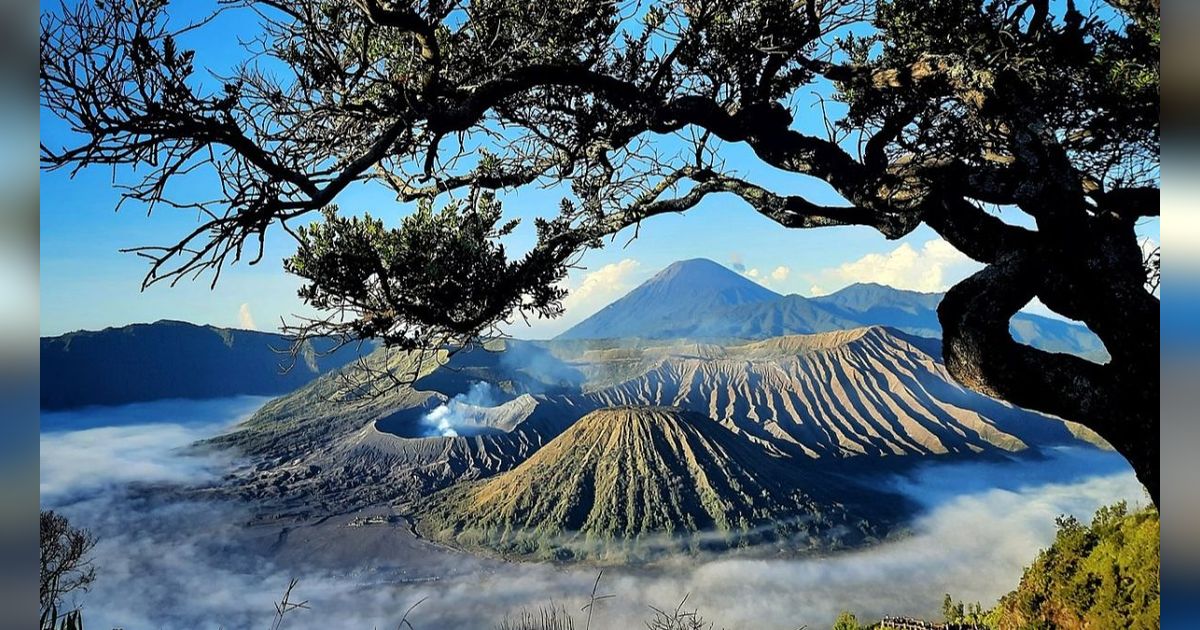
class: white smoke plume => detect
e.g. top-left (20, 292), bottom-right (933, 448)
top-left (420, 381), bottom-right (500, 437)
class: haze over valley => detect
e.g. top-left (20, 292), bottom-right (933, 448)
top-left (40, 258), bottom-right (1145, 629)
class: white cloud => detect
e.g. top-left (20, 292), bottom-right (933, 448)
top-left (514, 259), bottom-right (642, 338)
top-left (562, 259), bottom-right (641, 312)
top-left (237, 303), bottom-right (257, 330)
top-left (732, 263), bottom-right (789, 289)
top-left (40, 397), bottom-right (267, 503)
top-left (809, 285), bottom-right (828, 297)
top-left (810, 238), bottom-right (981, 293)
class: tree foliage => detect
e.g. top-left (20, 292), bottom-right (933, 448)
top-left (994, 502), bottom-right (1160, 630)
top-left (40, 0), bottom-right (1160, 500)
top-left (944, 594), bottom-right (998, 628)
top-left (832, 610), bottom-right (863, 630)
top-left (285, 194), bottom-right (566, 350)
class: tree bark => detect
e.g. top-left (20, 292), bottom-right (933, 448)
top-left (938, 252), bottom-right (1159, 506)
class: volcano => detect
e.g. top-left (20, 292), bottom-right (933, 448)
top-left (557, 258), bottom-right (781, 340)
top-left (415, 405), bottom-right (903, 562)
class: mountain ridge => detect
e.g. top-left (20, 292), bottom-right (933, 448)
top-left (216, 326), bottom-right (1107, 520)
top-left (41, 320), bottom-right (366, 410)
top-left (41, 260), bottom-right (1105, 411)
top-left (555, 259), bottom-right (1107, 361)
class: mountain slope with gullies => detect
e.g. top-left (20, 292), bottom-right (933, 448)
top-left (214, 327), bottom-right (1105, 518)
top-left (416, 406), bottom-right (905, 562)
top-left (204, 264), bottom-right (1108, 520)
top-left (573, 327), bottom-right (1106, 459)
top-left (207, 340), bottom-right (590, 513)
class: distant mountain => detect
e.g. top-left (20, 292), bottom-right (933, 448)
top-left (416, 405), bottom-right (903, 561)
top-left (810, 283), bottom-right (944, 337)
top-left (41, 320), bottom-right (365, 410)
top-left (810, 283), bottom-right (1103, 357)
top-left (556, 260), bottom-right (1107, 361)
top-left (557, 258), bottom-right (780, 340)
top-left (688, 294), bottom-right (864, 338)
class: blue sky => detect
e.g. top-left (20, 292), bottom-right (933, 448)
top-left (39, 1), bottom-right (1160, 339)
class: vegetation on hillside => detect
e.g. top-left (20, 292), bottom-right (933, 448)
top-left (832, 610), bottom-right (864, 630)
top-left (875, 502), bottom-right (1159, 630)
top-left (833, 502), bottom-right (1157, 630)
top-left (986, 501), bottom-right (1159, 630)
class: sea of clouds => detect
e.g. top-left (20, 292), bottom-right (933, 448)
top-left (40, 398), bottom-right (1148, 630)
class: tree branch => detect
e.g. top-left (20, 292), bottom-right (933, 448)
top-left (1092, 186), bottom-right (1160, 219)
top-left (938, 252), bottom-right (1115, 425)
top-left (687, 170), bottom-right (918, 238)
top-left (938, 252), bottom-right (1159, 503)
top-left (352, 0), bottom-right (440, 67)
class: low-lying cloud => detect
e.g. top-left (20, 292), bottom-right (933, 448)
top-left (40, 396), bottom-right (267, 503)
top-left (43, 399), bottom-right (1147, 630)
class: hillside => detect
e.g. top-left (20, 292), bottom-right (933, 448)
top-left (208, 341), bottom-right (588, 513)
top-left (989, 503), bottom-right (1159, 630)
top-left (40, 320), bottom-right (365, 410)
top-left (934, 502), bottom-right (1159, 630)
top-left (416, 406), bottom-right (903, 561)
top-left (555, 260), bottom-right (1108, 362)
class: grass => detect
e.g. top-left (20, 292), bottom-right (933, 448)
top-left (265, 571), bottom-right (727, 630)
top-left (493, 605), bottom-right (577, 630)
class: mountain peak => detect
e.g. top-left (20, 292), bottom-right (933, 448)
top-left (831, 282), bottom-right (941, 297)
top-left (571, 404), bottom-right (702, 436)
top-left (656, 257), bottom-right (731, 276)
top-left (813, 282), bottom-right (943, 315)
top-left (553, 259), bottom-right (1103, 359)
top-left (647, 257), bottom-right (769, 288)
